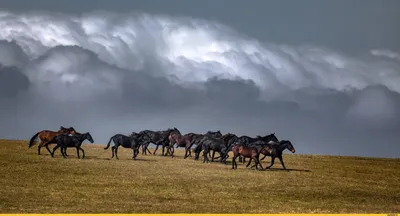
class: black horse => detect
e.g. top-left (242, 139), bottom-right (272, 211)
top-left (201, 135), bottom-right (227, 163)
top-left (139, 128), bottom-right (179, 156)
top-left (51, 132), bottom-right (94, 159)
top-left (200, 133), bottom-right (239, 163)
top-left (192, 131), bottom-right (225, 161)
top-left (260, 140), bottom-right (296, 170)
top-left (217, 133), bottom-right (239, 162)
top-left (104, 133), bottom-right (149, 160)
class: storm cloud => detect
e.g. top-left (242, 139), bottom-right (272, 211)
top-left (0, 10), bottom-right (399, 158)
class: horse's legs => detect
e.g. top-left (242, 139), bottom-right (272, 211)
top-left (51, 144), bottom-right (60, 157)
top-left (115, 146), bottom-right (119, 160)
top-left (203, 146), bottom-right (210, 163)
top-left (80, 147), bottom-right (85, 159)
top-left (266, 157), bottom-right (276, 169)
top-left (146, 145), bottom-right (152, 155)
top-left (76, 147), bottom-right (80, 159)
top-left (250, 155), bottom-right (261, 169)
top-left (141, 145), bottom-right (146, 155)
top-left (37, 141), bottom-right (45, 155)
top-left (61, 146), bottom-right (66, 157)
top-left (187, 146), bottom-right (192, 157)
top-left (44, 143), bottom-right (53, 155)
top-left (246, 157), bottom-right (253, 167)
top-left (153, 144), bottom-right (160, 155)
top-left (111, 146), bottom-right (115, 159)
top-left (211, 150), bottom-right (216, 162)
top-left (184, 147), bottom-right (189, 159)
top-left (254, 155), bottom-right (263, 170)
top-left (170, 146), bottom-right (175, 158)
top-left (62, 147), bottom-right (68, 159)
top-left (278, 155), bottom-right (286, 169)
top-left (260, 154), bottom-right (267, 161)
top-left (232, 155), bottom-right (237, 169)
top-left (169, 142), bottom-right (175, 158)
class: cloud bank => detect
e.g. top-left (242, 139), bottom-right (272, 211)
top-left (0, 10), bottom-right (399, 158)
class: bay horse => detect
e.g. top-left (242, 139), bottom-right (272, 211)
top-left (168, 132), bottom-right (205, 159)
top-left (231, 144), bottom-right (263, 170)
top-left (237, 133), bottom-right (279, 163)
top-left (260, 140), bottom-right (296, 170)
top-left (140, 128), bottom-right (179, 156)
top-left (51, 132), bottom-right (94, 159)
top-left (28, 126), bottom-right (78, 155)
top-left (104, 133), bottom-right (150, 160)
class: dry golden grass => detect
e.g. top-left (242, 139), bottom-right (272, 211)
top-left (0, 139), bottom-right (399, 213)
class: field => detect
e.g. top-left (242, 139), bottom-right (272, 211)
top-left (0, 139), bottom-right (399, 214)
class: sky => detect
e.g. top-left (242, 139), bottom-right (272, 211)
top-left (0, 0), bottom-right (399, 158)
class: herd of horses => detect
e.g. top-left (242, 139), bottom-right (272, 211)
top-left (28, 126), bottom-right (296, 170)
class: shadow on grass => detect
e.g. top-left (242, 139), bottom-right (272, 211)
top-left (101, 157), bottom-right (157, 162)
top-left (259, 167), bottom-right (312, 172)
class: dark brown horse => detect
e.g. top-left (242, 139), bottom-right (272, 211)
top-left (167, 129), bottom-right (193, 158)
top-left (28, 126), bottom-right (78, 155)
top-left (231, 144), bottom-right (263, 170)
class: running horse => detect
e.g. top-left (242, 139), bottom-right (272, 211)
top-left (28, 126), bottom-right (78, 155)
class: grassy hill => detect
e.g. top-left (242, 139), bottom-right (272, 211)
top-left (0, 139), bottom-right (399, 213)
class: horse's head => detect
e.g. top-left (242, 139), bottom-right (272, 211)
top-left (68, 127), bottom-right (78, 134)
top-left (206, 130), bottom-right (222, 138)
top-left (84, 132), bottom-right (94, 143)
top-left (171, 127), bottom-right (181, 135)
top-left (267, 133), bottom-right (279, 142)
top-left (59, 126), bottom-right (70, 133)
top-left (281, 140), bottom-right (295, 153)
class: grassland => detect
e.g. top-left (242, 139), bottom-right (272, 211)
top-left (0, 139), bottom-right (399, 213)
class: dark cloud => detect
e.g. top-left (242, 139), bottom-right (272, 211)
top-left (0, 64), bottom-right (30, 98)
top-left (0, 40), bottom-right (29, 68)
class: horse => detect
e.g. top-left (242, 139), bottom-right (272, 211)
top-left (260, 140), bottom-right (296, 170)
top-left (192, 131), bottom-right (225, 161)
top-left (200, 133), bottom-right (239, 163)
top-left (215, 133), bottom-right (239, 162)
top-left (139, 128), bottom-right (179, 156)
top-left (50, 132), bottom-right (94, 159)
top-left (231, 144), bottom-right (263, 170)
top-left (236, 133), bottom-right (279, 163)
top-left (127, 131), bottom-right (153, 155)
top-left (201, 135), bottom-right (227, 163)
top-left (168, 132), bottom-right (205, 159)
top-left (104, 133), bottom-right (149, 160)
top-left (28, 126), bottom-right (78, 155)
top-left (205, 130), bottom-right (223, 138)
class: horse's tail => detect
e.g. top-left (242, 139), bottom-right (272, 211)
top-left (104, 135), bottom-right (116, 150)
top-left (28, 132), bottom-right (40, 148)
